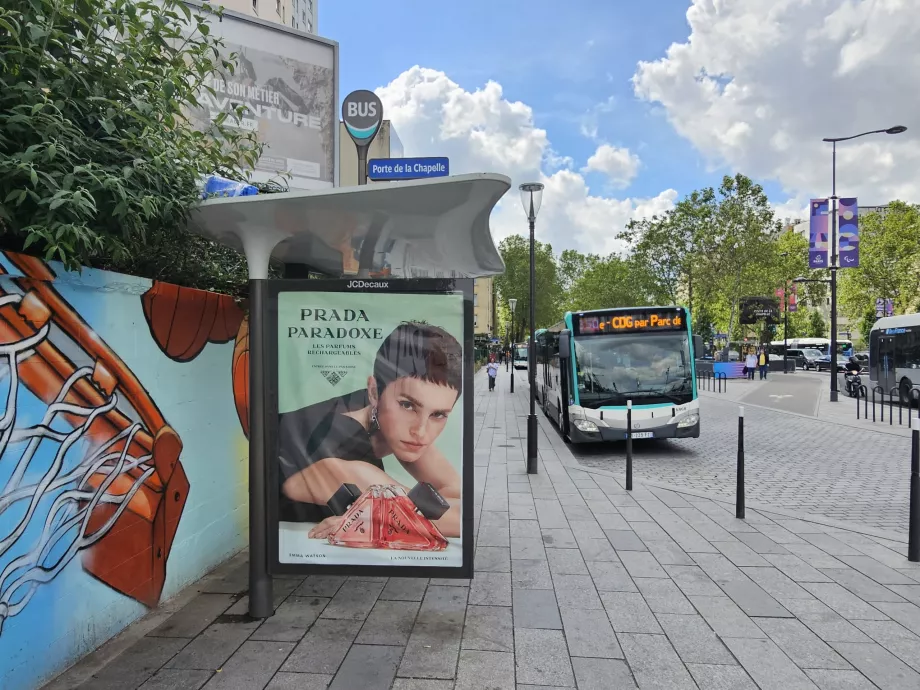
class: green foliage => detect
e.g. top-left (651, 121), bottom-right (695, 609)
top-left (0, 0), bottom-right (263, 292)
top-left (839, 202), bottom-right (920, 320)
top-left (567, 255), bottom-right (653, 313)
top-left (493, 235), bottom-right (564, 342)
top-left (806, 309), bottom-right (827, 338)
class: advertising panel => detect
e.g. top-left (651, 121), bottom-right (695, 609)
top-left (809, 199), bottom-right (830, 268)
top-left (740, 297), bottom-right (779, 324)
top-left (186, 5), bottom-right (338, 189)
top-left (838, 197), bottom-right (860, 268)
top-left (267, 280), bottom-right (473, 577)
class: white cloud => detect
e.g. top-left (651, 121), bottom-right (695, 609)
top-left (582, 144), bottom-right (641, 188)
top-left (376, 67), bottom-right (675, 256)
top-left (633, 0), bottom-right (920, 207)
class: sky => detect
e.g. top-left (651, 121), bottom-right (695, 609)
top-left (319, 0), bottom-right (920, 256)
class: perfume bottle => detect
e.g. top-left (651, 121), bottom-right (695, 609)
top-left (328, 486), bottom-right (378, 548)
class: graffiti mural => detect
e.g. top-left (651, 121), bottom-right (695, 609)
top-left (0, 251), bottom-right (247, 690)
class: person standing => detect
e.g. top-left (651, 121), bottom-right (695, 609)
top-left (487, 357), bottom-right (499, 391)
top-left (758, 348), bottom-right (768, 380)
top-left (745, 350), bottom-right (757, 380)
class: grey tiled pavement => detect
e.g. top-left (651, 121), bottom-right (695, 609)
top-left (43, 370), bottom-right (920, 689)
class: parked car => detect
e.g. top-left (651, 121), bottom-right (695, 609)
top-left (784, 348), bottom-right (824, 370)
top-left (815, 354), bottom-right (832, 372)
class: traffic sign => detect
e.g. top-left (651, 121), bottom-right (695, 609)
top-left (368, 157), bottom-right (450, 181)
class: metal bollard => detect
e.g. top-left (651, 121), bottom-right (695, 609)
top-left (856, 385), bottom-right (861, 420)
top-left (736, 406), bottom-right (745, 519)
top-left (910, 429), bottom-right (920, 562)
top-left (626, 399), bottom-right (633, 491)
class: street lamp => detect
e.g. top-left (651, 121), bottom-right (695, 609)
top-left (821, 125), bottom-right (906, 401)
top-left (508, 298), bottom-right (517, 393)
top-left (780, 252), bottom-right (789, 373)
top-left (520, 182), bottom-right (544, 475)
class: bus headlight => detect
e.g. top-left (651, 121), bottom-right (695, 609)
top-left (573, 419), bottom-right (599, 433)
top-left (677, 414), bottom-right (699, 428)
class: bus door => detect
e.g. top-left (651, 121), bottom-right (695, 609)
top-left (877, 336), bottom-right (896, 392)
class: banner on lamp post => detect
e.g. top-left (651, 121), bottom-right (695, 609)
top-left (789, 282), bottom-right (798, 312)
top-left (809, 199), bottom-right (829, 268)
top-left (838, 197), bottom-right (859, 268)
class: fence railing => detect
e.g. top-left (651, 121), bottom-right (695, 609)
top-left (854, 382), bottom-right (920, 428)
top-left (698, 370), bottom-right (728, 394)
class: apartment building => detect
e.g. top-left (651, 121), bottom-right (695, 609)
top-left (212, 0), bottom-right (316, 33)
top-left (473, 277), bottom-right (494, 336)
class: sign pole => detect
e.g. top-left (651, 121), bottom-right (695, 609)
top-left (342, 90), bottom-right (383, 187)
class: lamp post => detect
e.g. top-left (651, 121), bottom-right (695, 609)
top-left (520, 182), bottom-right (544, 475)
top-left (821, 125), bottom-right (906, 401)
top-left (509, 298), bottom-right (517, 393)
top-left (780, 252), bottom-right (789, 373)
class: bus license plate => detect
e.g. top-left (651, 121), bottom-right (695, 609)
top-left (630, 431), bottom-right (654, 439)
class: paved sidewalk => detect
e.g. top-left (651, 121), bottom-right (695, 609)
top-left (43, 370), bottom-right (920, 689)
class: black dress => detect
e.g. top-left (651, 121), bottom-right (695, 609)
top-left (277, 389), bottom-right (384, 523)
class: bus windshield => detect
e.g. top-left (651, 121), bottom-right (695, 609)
top-left (573, 332), bottom-right (693, 407)
top-left (514, 347), bottom-right (527, 360)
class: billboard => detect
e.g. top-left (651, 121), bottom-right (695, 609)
top-left (186, 4), bottom-right (339, 189)
top-left (267, 279), bottom-right (473, 577)
top-left (740, 297), bottom-right (779, 324)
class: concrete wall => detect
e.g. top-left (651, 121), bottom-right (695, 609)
top-left (0, 252), bottom-right (249, 690)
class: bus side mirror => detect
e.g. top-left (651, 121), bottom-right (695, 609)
top-left (559, 330), bottom-right (571, 359)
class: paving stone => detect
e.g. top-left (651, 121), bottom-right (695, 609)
top-left (551, 574), bottom-right (603, 610)
top-left (398, 586), bottom-right (467, 680)
top-left (888, 584), bottom-right (920, 606)
top-left (617, 550), bottom-right (668, 578)
top-left (150, 594), bottom-right (237, 639)
top-left (629, 520), bottom-right (670, 541)
top-left (686, 663), bottom-right (758, 690)
top-left (510, 519), bottom-right (543, 540)
top-left (802, 669), bottom-right (878, 690)
top-left (514, 628), bottom-right (575, 687)
top-left (741, 566), bottom-right (813, 601)
top-left (578, 538), bottom-right (620, 562)
top-left (264, 672), bottom-right (333, 690)
top-left (586, 560), bottom-right (637, 592)
top-left (599, 592), bottom-right (662, 634)
top-left (656, 614), bottom-right (734, 664)
top-left (320, 579), bottom-right (385, 621)
top-left (571, 658), bottom-right (636, 689)
top-left (689, 595), bottom-right (766, 639)
top-left (201, 641), bottom-right (294, 690)
top-left (512, 558), bottom-right (554, 589)
top-left (513, 588), bottom-right (561, 629)
top-left (802, 583), bottom-right (889, 620)
top-left (594, 512), bottom-right (631, 531)
top-left (712, 540), bottom-right (770, 567)
top-left (756, 524), bottom-right (808, 545)
top-left (328, 644), bottom-right (402, 690)
top-left (783, 598), bottom-right (873, 643)
top-left (470, 571), bottom-right (512, 606)
top-left (476, 546), bottom-right (512, 573)
top-left (511, 537), bottom-right (547, 560)
top-left (455, 650), bottom-right (515, 690)
top-left (821, 568), bottom-right (906, 603)
top-left (602, 530), bottom-right (647, 552)
top-left (280, 619), bottom-right (362, 674)
top-left (853, 620), bottom-right (920, 673)
top-left (541, 528), bottom-right (578, 548)
top-left (545, 547), bottom-right (588, 576)
top-left (664, 565), bottom-right (723, 597)
top-left (534, 499), bottom-right (569, 529)
top-left (356, 599), bottom-right (420, 646)
top-left (294, 576), bottom-right (347, 598)
top-left (83, 637), bottom-right (190, 689)
top-left (618, 633), bottom-right (697, 690)
top-left (737, 531), bottom-right (791, 554)
top-left (137, 669), bottom-right (212, 690)
top-left (462, 605), bottom-right (514, 652)
top-left (722, 637), bottom-right (820, 690)
top-left (634, 577), bottom-right (694, 614)
top-left (720, 578), bottom-right (793, 617)
top-left (837, 555), bottom-right (918, 586)
top-left (391, 681), bottom-right (454, 690)
top-left (479, 511), bottom-right (512, 547)
top-left (830, 641), bottom-right (920, 689)
top-left (784, 544), bottom-right (847, 570)
top-left (567, 519), bottom-right (606, 540)
top-left (380, 577), bottom-right (429, 602)
top-left (755, 618), bottom-right (851, 670)
top-left (765, 554), bottom-right (834, 583)
top-left (251, 597), bottom-right (329, 642)
top-left (802, 534), bottom-right (863, 557)
top-left (166, 618), bottom-right (261, 671)
top-left (644, 539), bottom-right (695, 566)
top-left (618, 507), bottom-right (652, 522)
top-left (873, 601), bottom-right (920, 636)
top-left (560, 607), bottom-right (622, 659)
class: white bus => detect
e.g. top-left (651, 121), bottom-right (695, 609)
top-left (513, 343), bottom-right (528, 370)
top-left (869, 314), bottom-right (920, 404)
top-left (535, 307), bottom-right (701, 443)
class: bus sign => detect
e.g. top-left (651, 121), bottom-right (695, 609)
top-left (576, 310), bottom-right (685, 335)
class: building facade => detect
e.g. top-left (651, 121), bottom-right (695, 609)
top-left (337, 121), bottom-right (403, 187)
top-left (473, 277), bottom-right (494, 336)
top-left (211, 0), bottom-right (316, 33)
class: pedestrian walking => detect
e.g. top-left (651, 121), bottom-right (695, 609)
top-left (487, 356), bottom-right (499, 392)
top-left (745, 350), bottom-right (757, 380)
top-left (758, 348), bottom-right (768, 380)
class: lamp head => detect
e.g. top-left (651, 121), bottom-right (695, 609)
top-left (519, 182), bottom-right (544, 220)
top-left (886, 125), bottom-right (907, 135)
top-left (509, 298), bottom-right (517, 314)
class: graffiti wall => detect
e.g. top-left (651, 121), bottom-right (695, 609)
top-left (0, 252), bottom-right (249, 690)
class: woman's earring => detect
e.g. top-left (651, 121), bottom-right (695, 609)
top-left (370, 407), bottom-right (380, 432)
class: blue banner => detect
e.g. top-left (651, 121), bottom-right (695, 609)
top-left (838, 197), bottom-right (859, 268)
top-left (368, 157), bottom-right (450, 181)
top-left (809, 199), bottom-right (829, 268)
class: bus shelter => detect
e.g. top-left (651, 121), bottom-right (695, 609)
top-left (189, 173), bottom-right (510, 617)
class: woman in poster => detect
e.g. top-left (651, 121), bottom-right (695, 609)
top-left (277, 321), bottom-right (462, 540)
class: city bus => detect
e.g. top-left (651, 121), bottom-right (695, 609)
top-left (869, 314), bottom-right (920, 404)
top-left (513, 342), bottom-right (529, 370)
top-left (535, 306), bottom-right (701, 443)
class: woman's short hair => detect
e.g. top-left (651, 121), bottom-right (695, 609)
top-left (374, 322), bottom-right (463, 397)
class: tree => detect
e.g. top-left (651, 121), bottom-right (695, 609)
top-left (839, 202), bottom-right (920, 321)
top-left (493, 235), bottom-right (563, 343)
top-left (0, 0), bottom-right (263, 292)
top-left (567, 254), bottom-right (653, 312)
top-left (807, 310), bottom-right (827, 338)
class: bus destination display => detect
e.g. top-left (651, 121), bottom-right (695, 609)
top-left (577, 311), bottom-right (684, 335)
